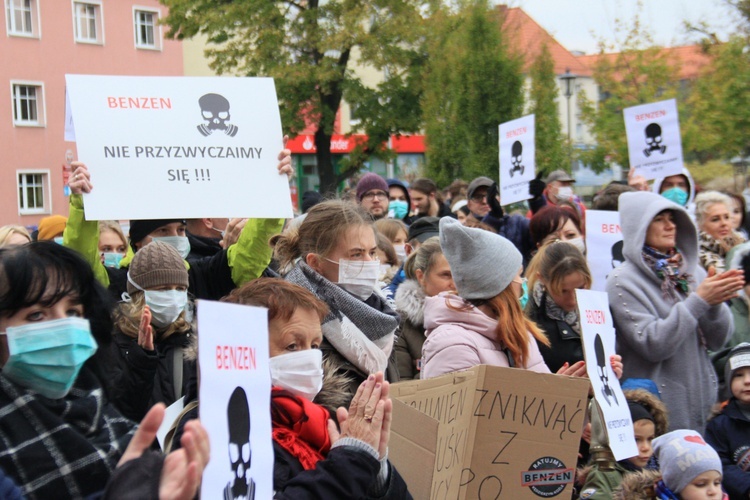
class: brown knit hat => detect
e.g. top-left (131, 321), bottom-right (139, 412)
top-left (127, 241), bottom-right (188, 294)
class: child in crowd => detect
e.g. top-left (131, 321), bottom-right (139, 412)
top-left (706, 343), bottom-right (750, 499)
top-left (615, 429), bottom-right (725, 499)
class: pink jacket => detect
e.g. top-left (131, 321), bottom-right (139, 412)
top-left (421, 292), bottom-right (550, 379)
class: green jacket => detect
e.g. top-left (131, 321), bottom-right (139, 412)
top-left (578, 462), bottom-right (629, 500)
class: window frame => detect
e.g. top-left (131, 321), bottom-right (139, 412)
top-left (16, 169), bottom-right (50, 215)
top-left (10, 80), bottom-right (45, 127)
top-left (133, 6), bottom-right (161, 50)
top-left (5, 0), bottom-right (40, 38)
top-left (71, 0), bottom-right (104, 45)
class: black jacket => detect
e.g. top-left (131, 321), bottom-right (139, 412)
top-left (705, 399), bottom-right (750, 499)
top-left (187, 232), bottom-right (223, 260)
top-left (525, 291), bottom-right (583, 373)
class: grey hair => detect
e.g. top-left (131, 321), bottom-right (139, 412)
top-left (694, 190), bottom-right (732, 226)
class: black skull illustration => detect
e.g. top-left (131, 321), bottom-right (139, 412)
top-left (224, 387), bottom-right (255, 500)
top-left (595, 334), bottom-right (618, 407)
top-left (643, 122), bottom-right (666, 157)
top-left (198, 93), bottom-right (239, 137)
top-left (510, 140), bottom-right (525, 177)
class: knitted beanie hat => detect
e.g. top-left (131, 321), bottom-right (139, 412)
top-left (127, 241), bottom-right (188, 294)
top-left (37, 215), bottom-right (68, 241)
top-left (725, 342), bottom-right (750, 392)
top-left (356, 173), bottom-right (389, 201)
top-left (129, 219), bottom-right (186, 247)
top-left (652, 429), bottom-right (722, 493)
top-left (439, 217), bottom-right (521, 299)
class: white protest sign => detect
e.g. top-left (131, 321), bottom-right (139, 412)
top-left (197, 300), bottom-right (273, 500)
top-left (584, 210), bottom-right (623, 291)
top-left (499, 114), bottom-right (535, 205)
top-left (65, 75), bottom-right (293, 220)
top-left (64, 89), bottom-right (76, 142)
top-left (623, 99), bottom-right (684, 181)
top-left (576, 289), bottom-right (637, 461)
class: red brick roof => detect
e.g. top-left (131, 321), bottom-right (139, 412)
top-left (577, 45), bottom-right (712, 80)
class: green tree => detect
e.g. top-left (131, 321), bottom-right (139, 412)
top-left (160, 0), bottom-right (426, 194)
top-left (422, 0), bottom-right (524, 185)
top-left (578, 16), bottom-right (681, 172)
top-left (528, 43), bottom-right (566, 176)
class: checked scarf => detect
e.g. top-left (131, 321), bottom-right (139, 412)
top-left (0, 369), bottom-right (135, 499)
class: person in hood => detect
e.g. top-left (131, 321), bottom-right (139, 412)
top-left (607, 191), bottom-right (742, 433)
top-left (652, 168), bottom-right (697, 214)
top-left (420, 218), bottom-right (587, 379)
top-left (386, 179), bottom-right (412, 223)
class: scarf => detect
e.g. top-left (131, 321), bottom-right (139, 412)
top-left (699, 230), bottom-right (746, 273)
top-left (0, 369), bottom-right (136, 499)
top-left (641, 246), bottom-right (692, 300)
top-left (271, 388), bottom-right (332, 470)
top-left (286, 262), bottom-right (399, 375)
top-left (532, 281), bottom-right (580, 335)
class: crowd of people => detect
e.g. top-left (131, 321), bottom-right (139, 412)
top-left (1, 156), bottom-right (749, 499)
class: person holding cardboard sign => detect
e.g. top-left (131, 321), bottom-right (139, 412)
top-left (421, 217), bottom-right (587, 379)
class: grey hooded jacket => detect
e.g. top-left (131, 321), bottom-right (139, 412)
top-left (606, 191), bottom-right (733, 433)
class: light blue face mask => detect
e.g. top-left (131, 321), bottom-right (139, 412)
top-left (519, 279), bottom-right (529, 309)
top-left (53, 236), bottom-right (64, 245)
top-left (661, 187), bottom-right (688, 206)
top-left (152, 236), bottom-right (191, 259)
top-left (0, 317), bottom-right (98, 399)
top-left (102, 252), bottom-right (125, 269)
top-left (389, 200), bottom-right (409, 219)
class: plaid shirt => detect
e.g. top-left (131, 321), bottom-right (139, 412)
top-left (0, 369), bottom-right (135, 499)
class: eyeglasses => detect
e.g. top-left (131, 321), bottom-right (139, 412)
top-left (362, 191), bottom-right (388, 201)
top-left (470, 193), bottom-right (488, 202)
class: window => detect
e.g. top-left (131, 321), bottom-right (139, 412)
top-left (5, 0), bottom-right (38, 37)
top-left (11, 82), bottom-right (44, 126)
top-left (17, 171), bottom-right (49, 214)
top-left (134, 8), bottom-right (160, 49)
top-left (73, 1), bottom-right (103, 44)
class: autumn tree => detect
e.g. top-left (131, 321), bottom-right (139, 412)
top-left (422, 1), bottom-right (524, 185)
top-left (160, 0), bottom-right (426, 194)
top-left (528, 43), bottom-right (566, 176)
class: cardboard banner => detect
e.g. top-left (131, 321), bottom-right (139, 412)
top-left (197, 300), bottom-right (273, 500)
top-left (584, 210), bottom-right (623, 291)
top-left (623, 99), bottom-right (684, 181)
top-left (65, 74), bottom-right (293, 220)
top-left (499, 114), bottom-right (535, 206)
top-left (576, 289), bottom-right (637, 461)
top-left (389, 365), bottom-right (589, 499)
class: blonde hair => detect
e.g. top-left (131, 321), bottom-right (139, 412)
top-left (403, 236), bottom-right (443, 280)
top-left (113, 292), bottom-right (191, 340)
top-left (98, 220), bottom-right (128, 248)
top-left (0, 225), bottom-right (31, 248)
top-left (694, 191), bottom-right (732, 227)
top-left (373, 219), bottom-right (408, 244)
top-left (273, 200), bottom-right (373, 271)
top-left (526, 241), bottom-right (592, 296)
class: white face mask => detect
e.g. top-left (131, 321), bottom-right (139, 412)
top-left (144, 290), bottom-right (188, 328)
top-left (269, 349), bottom-right (323, 401)
top-left (325, 258), bottom-right (381, 300)
top-left (152, 236), bottom-right (191, 260)
top-left (567, 237), bottom-right (586, 255)
top-left (393, 244), bottom-right (407, 262)
top-left (556, 186), bottom-right (574, 201)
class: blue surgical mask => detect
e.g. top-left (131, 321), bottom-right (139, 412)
top-left (102, 252), bottom-right (124, 269)
top-left (152, 236), bottom-right (191, 259)
top-left (144, 290), bottom-right (188, 328)
top-left (519, 280), bottom-right (529, 309)
top-left (389, 200), bottom-right (409, 219)
top-left (53, 236), bottom-right (64, 245)
top-left (0, 317), bottom-right (98, 399)
top-left (661, 187), bottom-right (688, 206)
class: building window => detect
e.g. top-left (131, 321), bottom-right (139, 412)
top-left (17, 171), bottom-right (48, 214)
top-left (11, 82), bottom-right (44, 126)
top-left (5, 0), bottom-right (38, 37)
top-left (134, 8), bottom-right (160, 49)
top-left (73, 1), bottom-right (103, 44)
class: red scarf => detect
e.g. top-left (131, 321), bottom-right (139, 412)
top-left (271, 387), bottom-right (332, 470)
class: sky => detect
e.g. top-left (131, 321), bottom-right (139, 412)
top-left (505, 0), bottom-right (741, 54)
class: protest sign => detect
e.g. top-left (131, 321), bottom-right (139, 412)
top-left (623, 99), bottom-right (684, 180)
top-left (197, 300), bottom-right (273, 500)
top-left (65, 74), bottom-right (293, 220)
top-left (390, 365), bottom-right (589, 499)
top-left (576, 289), bottom-right (637, 461)
top-left (584, 210), bottom-right (623, 291)
top-left (499, 114), bottom-right (535, 206)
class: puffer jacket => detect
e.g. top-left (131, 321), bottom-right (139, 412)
top-left (421, 292), bottom-right (550, 379)
top-left (393, 280), bottom-right (427, 380)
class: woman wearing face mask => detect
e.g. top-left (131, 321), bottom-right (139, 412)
top-left (695, 191), bottom-right (746, 273)
top-left (394, 237), bottom-right (455, 380)
top-left (421, 218), bottom-right (588, 379)
top-left (98, 220), bottom-right (130, 269)
top-left (0, 242), bottom-right (209, 499)
top-left (529, 205), bottom-right (586, 254)
top-left (111, 241), bottom-right (195, 422)
top-left (273, 200), bottom-right (400, 406)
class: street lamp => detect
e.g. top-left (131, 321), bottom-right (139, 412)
top-left (559, 68), bottom-right (577, 168)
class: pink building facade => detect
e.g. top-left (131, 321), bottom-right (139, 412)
top-left (1, 0), bottom-right (183, 228)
